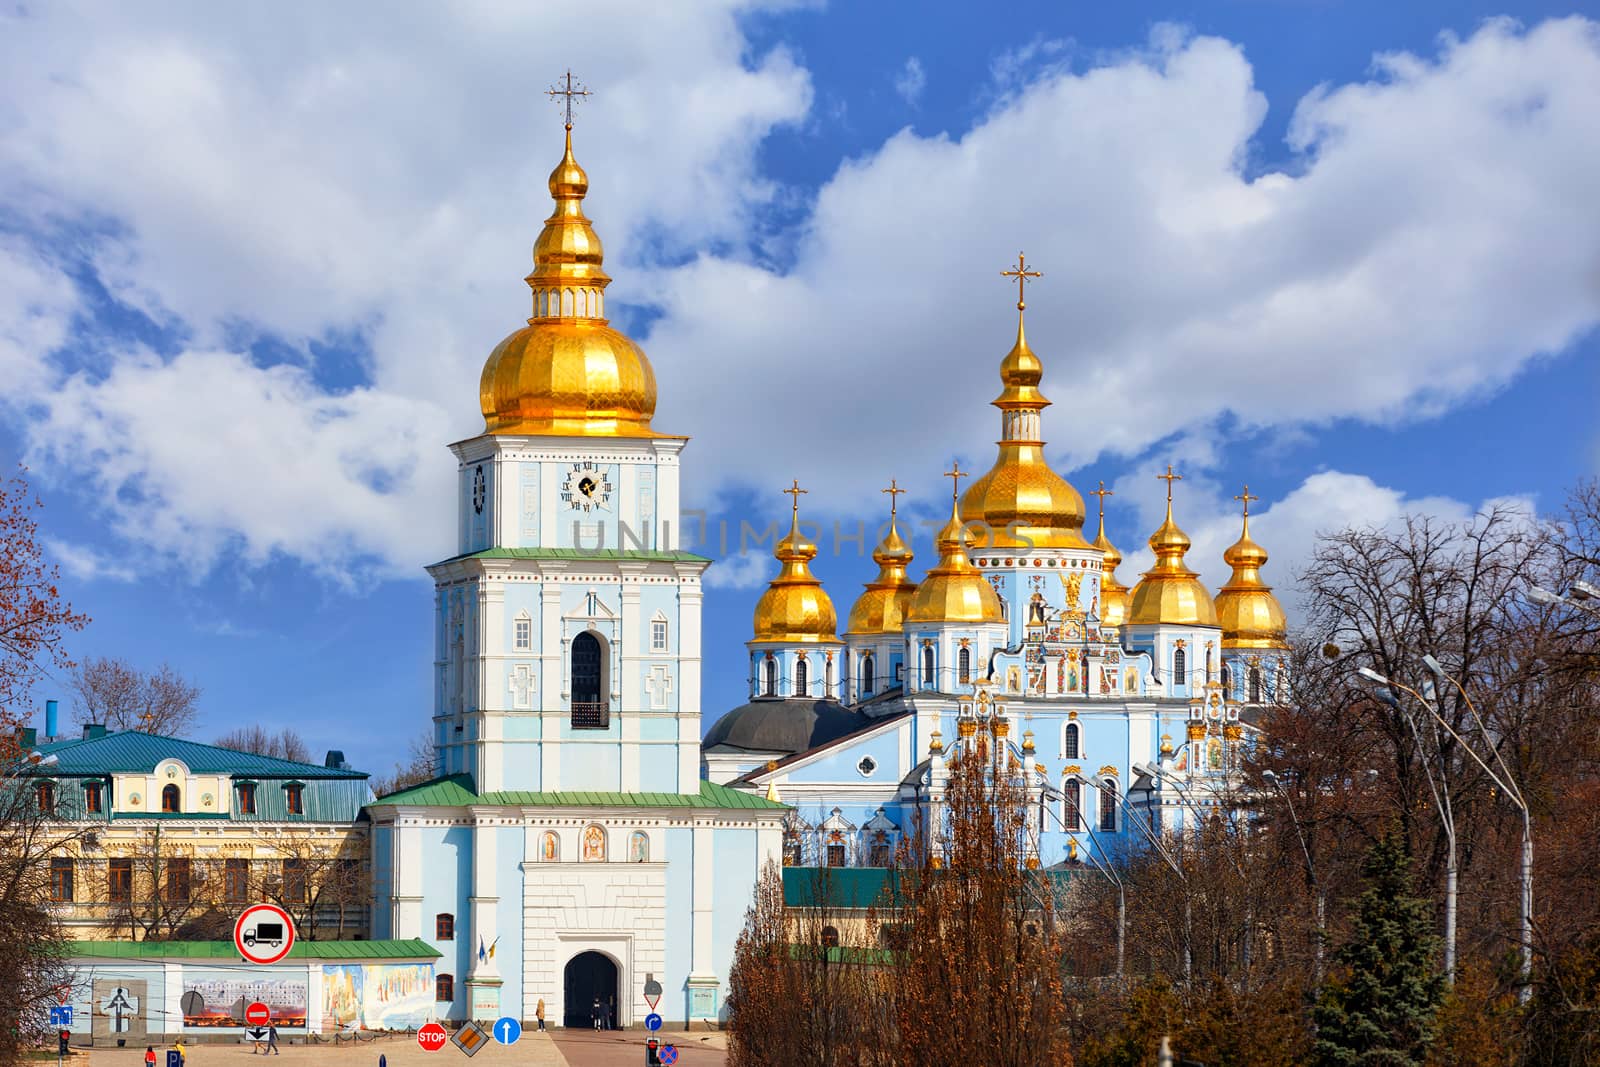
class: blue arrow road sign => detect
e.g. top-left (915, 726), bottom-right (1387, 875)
top-left (49, 1006), bottom-right (73, 1026)
top-left (659, 1045), bottom-right (679, 1065)
top-left (492, 1016), bottom-right (522, 1045)
top-left (645, 1012), bottom-right (663, 1031)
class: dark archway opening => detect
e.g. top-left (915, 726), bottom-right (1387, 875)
top-left (571, 631), bottom-right (608, 728)
top-left (563, 951), bottom-right (618, 1028)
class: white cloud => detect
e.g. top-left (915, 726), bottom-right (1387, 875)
top-left (894, 57), bottom-right (927, 105)
top-left (704, 550), bottom-right (773, 591)
top-left (44, 538), bottom-right (139, 584)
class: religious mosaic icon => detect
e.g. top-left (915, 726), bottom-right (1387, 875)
top-left (581, 824), bottom-right (607, 862)
top-left (561, 463), bottom-right (612, 512)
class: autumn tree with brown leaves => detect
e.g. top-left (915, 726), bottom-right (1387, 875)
top-left (0, 467), bottom-right (87, 725)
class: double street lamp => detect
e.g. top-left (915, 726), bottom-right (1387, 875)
top-left (1528, 579), bottom-right (1600, 617)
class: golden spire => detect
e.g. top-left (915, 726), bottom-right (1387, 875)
top-left (961, 253), bottom-right (1089, 550)
top-left (1127, 465), bottom-right (1219, 627)
top-left (846, 480), bottom-right (919, 637)
top-left (752, 481), bottom-right (841, 644)
top-left (908, 463), bottom-right (1005, 625)
top-left (1216, 485), bottom-right (1288, 649)
top-left (1090, 481), bottom-right (1130, 628)
top-left (479, 73), bottom-right (667, 438)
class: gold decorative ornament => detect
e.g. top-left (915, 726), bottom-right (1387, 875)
top-left (1064, 764), bottom-right (1081, 774)
top-left (1223, 723), bottom-right (1243, 740)
top-left (751, 481), bottom-right (844, 644)
top-left (1089, 483), bottom-right (1129, 632)
top-left (1187, 722), bottom-right (1206, 741)
top-left (1159, 734), bottom-right (1175, 755)
top-left (1098, 765), bottom-right (1119, 777)
top-left (957, 719), bottom-right (979, 738)
top-left (907, 463), bottom-right (1006, 624)
top-left (1127, 466), bottom-right (1220, 627)
top-left (1022, 729), bottom-right (1036, 752)
top-left (1214, 485), bottom-right (1290, 650)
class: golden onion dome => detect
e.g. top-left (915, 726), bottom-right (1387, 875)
top-left (751, 487), bottom-right (842, 644)
top-left (1215, 491), bottom-right (1289, 649)
top-left (479, 126), bottom-right (668, 438)
top-left (1089, 481), bottom-right (1131, 629)
top-left (1127, 469), bottom-right (1219, 627)
top-left (845, 490), bottom-right (918, 637)
top-left (959, 270), bottom-right (1090, 550)
top-left (907, 481), bottom-right (1006, 625)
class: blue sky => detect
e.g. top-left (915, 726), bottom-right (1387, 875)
top-left (2, 2), bottom-right (1596, 774)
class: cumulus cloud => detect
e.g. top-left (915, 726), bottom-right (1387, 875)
top-left (45, 538), bottom-right (139, 584)
top-left (894, 57), bottom-right (927, 104)
top-left (704, 550), bottom-right (773, 591)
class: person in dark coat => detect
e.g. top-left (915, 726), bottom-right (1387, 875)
top-left (591, 996), bottom-right (603, 1030)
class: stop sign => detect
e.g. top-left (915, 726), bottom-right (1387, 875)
top-left (244, 1002), bottom-right (271, 1027)
top-left (417, 1022), bottom-right (448, 1051)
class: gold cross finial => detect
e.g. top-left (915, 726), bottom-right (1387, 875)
top-left (1157, 464), bottom-right (1182, 505)
top-left (1234, 485), bottom-right (1260, 519)
top-left (944, 461), bottom-right (968, 505)
top-left (782, 479), bottom-right (807, 518)
top-left (882, 479), bottom-right (905, 518)
top-left (547, 70), bottom-right (593, 130)
top-left (1000, 251), bottom-right (1042, 311)
top-left (1090, 480), bottom-right (1114, 522)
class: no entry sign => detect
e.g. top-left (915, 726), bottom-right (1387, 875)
top-left (233, 903), bottom-right (296, 965)
top-left (417, 1022), bottom-right (448, 1051)
top-left (244, 1002), bottom-right (271, 1027)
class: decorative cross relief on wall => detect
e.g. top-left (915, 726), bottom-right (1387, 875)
top-left (509, 664), bottom-right (537, 709)
top-left (646, 665), bottom-right (673, 710)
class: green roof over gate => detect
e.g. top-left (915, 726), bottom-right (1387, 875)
top-left (371, 774), bottom-right (784, 811)
top-left (67, 938), bottom-right (439, 960)
top-left (28, 731), bottom-right (367, 780)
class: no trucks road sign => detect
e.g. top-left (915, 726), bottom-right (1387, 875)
top-left (233, 902), bottom-right (296, 965)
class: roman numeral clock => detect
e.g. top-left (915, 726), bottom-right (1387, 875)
top-left (561, 463), bottom-right (613, 513)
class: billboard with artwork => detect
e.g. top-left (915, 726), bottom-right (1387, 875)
top-left (321, 963), bottom-right (434, 1031)
top-left (180, 967), bottom-right (307, 1028)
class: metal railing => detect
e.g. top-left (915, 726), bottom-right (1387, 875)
top-left (571, 701), bottom-right (611, 729)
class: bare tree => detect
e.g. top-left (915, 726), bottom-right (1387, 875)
top-left (70, 657), bottom-right (201, 736)
top-left (104, 826), bottom-right (229, 941)
top-left (369, 731), bottom-right (438, 797)
top-left (215, 725), bottom-right (311, 763)
top-left (253, 827), bottom-right (369, 941)
top-left (0, 466), bottom-right (88, 719)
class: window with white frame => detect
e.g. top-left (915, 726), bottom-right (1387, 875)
top-left (514, 612), bottom-right (532, 651)
top-left (1099, 777), bottom-right (1118, 832)
top-left (651, 616), bottom-right (669, 652)
top-left (1063, 722), bottom-right (1081, 760)
top-left (1063, 778), bottom-right (1082, 831)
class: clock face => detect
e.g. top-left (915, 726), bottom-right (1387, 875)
top-left (562, 464), bottom-right (612, 512)
top-left (472, 465), bottom-right (486, 514)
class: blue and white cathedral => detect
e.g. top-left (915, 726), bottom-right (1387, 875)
top-left (370, 112), bottom-right (1292, 1029)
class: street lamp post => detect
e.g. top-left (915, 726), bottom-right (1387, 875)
top-left (1529, 580), bottom-right (1600, 617)
top-left (1262, 768), bottom-right (1325, 981)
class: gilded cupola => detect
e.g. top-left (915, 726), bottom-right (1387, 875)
top-left (908, 466), bottom-right (1006, 625)
top-left (479, 118), bottom-right (668, 438)
top-left (959, 254), bottom-right (1090, 551)
top-left (846, 482), bottom-right (919, 637)
top-left (1214, 487), bottom-right (1289, 649)
top-left (1127, 467), bottom-right (1220, 628)
top-left (752, 483), bottom-right (842, 644)
top-left (1089, 481), bottom-right (1131, 628)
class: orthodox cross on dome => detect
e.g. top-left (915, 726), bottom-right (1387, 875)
top-left (1090, 480), bottom-right (1114, 522)
top-left (783, 479), bottom-right (808, 518)
top-left (1000, 252), bottom-right (1043, 311)
top-left (944, 461), bottom-right (968, 504)
top-left (1157, 464), bottom-right (1183, 505)
top-left (1234, 485), bottom-right (1259, 518)
top-left (882, 479), bottom-right (905, 518)
top-left (546, 70), bottom-right (593, 130)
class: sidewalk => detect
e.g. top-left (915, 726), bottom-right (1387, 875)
top-left (79, 1030), bottom-right (569, 1066)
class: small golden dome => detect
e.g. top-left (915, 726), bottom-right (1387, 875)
top-left (752, 486), bottom-right (842, 644)
top-left (479, 127), bottom-right (669, 438)
top-left (1090, 480), bottom-right (1130, 628)
top-left (960, 289), bottom-right (1089, 549)
top-left (907, 481), bottom-right (1006, 625)
top-left (845, 490), bottom-right (918, 637)
top-left (1127, 468), bottom-right (1219, 627)
top-left (1215, 490), bottom-right (1288, 649)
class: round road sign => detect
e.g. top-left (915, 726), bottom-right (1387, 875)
top-left (645, 1012), bottom-right (663, 1031)
top-left (417, 1022), bottom-right (448, 1051)
top-left (233, 902), bottom-right (296, 966)
top-left (492, 1016), bottom-right (522, 1045)
top-left (244, 1001), bottom-right (271, 1027)
top-left (659, 1045), bottom-right (679, 1065)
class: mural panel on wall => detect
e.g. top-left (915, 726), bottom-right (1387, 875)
top-left (91, 977), bottom-right (150, 1040)
top-left (321, 963), bottom-right (435, 1031)
top-left (181, 967), bottom-right (307, 1027)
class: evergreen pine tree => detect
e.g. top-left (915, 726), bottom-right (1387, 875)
top-left (1313, 833), bottom-right (1445, 1066)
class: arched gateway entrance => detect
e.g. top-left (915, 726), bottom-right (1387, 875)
top-left (563, 951), bottom-right (619, 1028)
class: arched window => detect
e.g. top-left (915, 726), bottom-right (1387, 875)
top-left (1220, 662), bottom-right (1232, 692)
top-left (795, 656), bottom-right (808, 696)
top-left (161, 784), bottom-right (180, 813)
top-left (436, 974), bottom-right (454, 1003)
top-left (958, 646), bottom-right (971, 684)
top-left (861, 654), bottom-right (875, 695)
top-left (783, 832), bottom-right (804, 867)
top-left (571, 631), bottom-right (608, 728)
top-left (821, 926), bottom-right (840, 949)
top-left (1063, 778), bottom-right (1081, 831)
top-left (1249, 666), bottom-right (1263, 703)
top-left (825, 656), bottom-right (834, 695)
top-left (1099, 778), bottom-right (1118, 832)
top-left (1172, 647), bottom-right (1186, 685)
top-left (436, 913), bottom-right (454, 940)
top-left (764, 656), bottom-right (777, 697)
top-left (921, 645), bottom-right (935, 686)
top-left (1063, 722), bottom-right (1081, 760)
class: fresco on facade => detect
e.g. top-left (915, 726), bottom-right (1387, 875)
top-left (321, 963), bottom-right (435, 1031)
top-left (181, 967), bottom-right (307, 1027)
top-left (92, 978), bottom-right (149, 1040)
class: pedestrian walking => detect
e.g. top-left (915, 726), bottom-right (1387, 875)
top-left (251, 1028), bottom-right (265, 1055)
top-left (535, 998), bottom-right (546, 1031)
top-left (591, 996), bottom-right (603, 1030)
top-left (607, 996), bottom-right (616, 1030)
top-left (267, 1022), bottom-right (280, 1055)
top-left (174, 1038), bottom-right (187, 1065)
top-left (144, 1046), bottom-right (156, 1067)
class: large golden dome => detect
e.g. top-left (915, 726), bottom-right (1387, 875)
top-left (959, 281), bottom-right (1089, 550)
top-left (1127, 471), bottom-right (1219, 627)
top-left (907, 488), bottom-right (1005, 625)
top-left (479, 127), bottom-right (668, 438)
top-left (1215, 492), bottom-right (1288, 649)
top-left (1089, 482), bottom-right (1131, 629)
top-left (752, 491), bottom-right (842, 644)
top-left (845, 493), bottom-right (918, 637)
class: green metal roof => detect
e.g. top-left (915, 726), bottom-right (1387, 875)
top-left (783, 867), bottom-right (902, 909)
top-left (29, 731), bottom-right (368, 780)
top-left (371, 774), bottom-right (784, 811)
top-left (435, 547), bottom-right (712, 566)
top-left (67, 938), bottom-right (439, 960)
